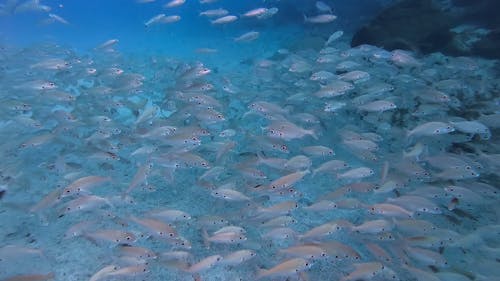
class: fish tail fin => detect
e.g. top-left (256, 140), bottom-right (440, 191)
top-left (405, 128), bottom-right (413, 138)
top-left (202, 228), bottom-right (210, 249)
top-left (256, 150), bottom-right (266, 164)
top-left (380, 161), bottom-right (389, 184)
top-left (405, 129), bottom-right (416, 146)
top-left (104, 197), bottom-right (115, 209)
top-left (159, 166), bottom-right (176, 183)
top-left (303, 14), bottom-right (307, 22)
top-left (307, 129), bottom-right (319, 140)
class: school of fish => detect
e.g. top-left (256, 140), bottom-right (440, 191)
top-left (0, 0), bottom-right (499, 281)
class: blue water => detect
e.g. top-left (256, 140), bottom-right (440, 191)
top-left (0, 1), bottom-right (499, 281)
top-left (0, 0), bottom-right (387, 56)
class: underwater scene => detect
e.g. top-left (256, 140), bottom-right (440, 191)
top-left (0, 0), bottom-right (499, 280)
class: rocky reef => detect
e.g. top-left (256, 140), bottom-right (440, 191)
top-left (351, 0), bottom-right (500, 59)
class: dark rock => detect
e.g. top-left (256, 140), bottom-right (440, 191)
top-left (472, 30), bottom-right (500, 59)
top-left (351, 0), bottom-right (454, 54)
top-left (351, 0), bottom-right (500, 59)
